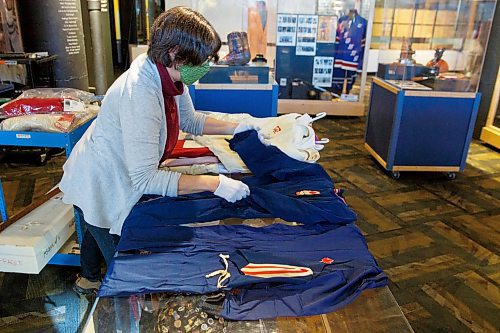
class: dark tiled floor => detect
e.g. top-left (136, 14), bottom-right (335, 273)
top-left (0, 116), bottom-right (499, 332)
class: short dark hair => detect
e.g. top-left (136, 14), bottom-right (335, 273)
top-left (148, 7), bottom-right (221, 67)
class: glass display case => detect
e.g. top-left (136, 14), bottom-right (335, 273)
top-left (165, 0), bottom-right (375, 116)
top-left (166, 0), bottom-right (278, 66)
top-left (372, 0), bottom-right (497, 93)
top-left (275, 0), bottom-right (375, 116)
top-left (365, 0), bottom-right (497, 179)
top-left (480, 65), bottom-right (500, 149)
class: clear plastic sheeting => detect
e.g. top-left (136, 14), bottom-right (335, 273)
top-left (0, 105), bottom-right (99, 133)
top-left (84, 286), bottom-right (413, 333)
top-left (0, 87), bottom-right (99, 132)
top-left (0, 88), bottom-right (97, 117)
top-left (15, 88), bottom-right (97, 104)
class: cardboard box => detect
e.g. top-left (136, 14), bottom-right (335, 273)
top-left (128, 44), bottom-right (148, 64)
top-left (0, 193), bottom-right (74, 274)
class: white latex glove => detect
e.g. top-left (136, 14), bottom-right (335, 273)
top-left (213, 174), bottom-right (250, 203)
top-left (233, 117), bottom-right (268, 135)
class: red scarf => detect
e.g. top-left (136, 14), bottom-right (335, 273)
top-left (156, 63), bottom-right (184, 164)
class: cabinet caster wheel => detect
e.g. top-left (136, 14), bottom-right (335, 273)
top-left (446, 172), bottom-right (456, 180)
top-left (37, 153), bottom-right (48, 166)
top-left (391, 171), bottom-right (401, 180)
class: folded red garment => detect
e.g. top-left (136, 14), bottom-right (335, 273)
top-left (170, 140), bottom-right (214, 158)
top-left (161, 156), bottom-right (220, 167)
top-left (1, 98), bottom-right (64, 117)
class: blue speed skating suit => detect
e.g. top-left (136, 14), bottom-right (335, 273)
top-left (99, 223), bottom-right (387, 320)
top-left (118, 130), bottom-right (356, 248)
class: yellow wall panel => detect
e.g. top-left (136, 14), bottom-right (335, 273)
top-left (374, 7), bottom-right (393, 23)
top-left (436, 11), bottom-right (457, 24)
top-left (394, 9), bottom-right (415, 24)
top-left (392, 24), bottom-right (412, 38)
top-left (372, 23), bottom-right (383, 36)
top-left (433, 26), bottom-right (455, 38)
top-left (416, 10), bottom-right (436, 25)
top-left (413, 25), bottom-right (434, 38)
top-left (391, 41), bottom-right (403, 50)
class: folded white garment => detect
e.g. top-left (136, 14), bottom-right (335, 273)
top-left (259, 113), bottom-right (328, 163)
top-left (189, 111), bottom-right (328, 168)
top-left (193, 135), bottom-right (250, 174)
top-left (192, 111), bottom-right (253, 174)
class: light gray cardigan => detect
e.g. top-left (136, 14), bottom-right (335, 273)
top-left (59, 54), bottom-right (207, 235)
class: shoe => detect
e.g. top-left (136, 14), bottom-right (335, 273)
top-left (73, 275), bottom-right (101, 295)
top-left (218, 51), bottom-right (251, 66)
top-left (217, 31), bottom-right (251, 66)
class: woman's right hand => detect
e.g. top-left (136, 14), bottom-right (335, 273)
top-left (213, 175), bottom-right (250, 203)
top-left (178, 174), bottom-right (250, 203)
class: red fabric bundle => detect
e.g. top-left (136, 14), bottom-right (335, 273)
top-left (170, 140), bottom-right (215, 158)
top-left (1, 98), bottom-right (64, 117)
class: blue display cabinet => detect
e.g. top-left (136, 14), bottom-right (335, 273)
top-left (365, 77), bottom-right (481, 179)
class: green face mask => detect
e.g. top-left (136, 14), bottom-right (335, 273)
top-left (178, 63), bottom-right (210, 85)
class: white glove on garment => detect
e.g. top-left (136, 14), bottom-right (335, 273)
top-left (213, 174), bottom-right (250, 203)
top-left (233, 117), bottom-right (269, 135)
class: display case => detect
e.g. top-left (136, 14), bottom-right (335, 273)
top-left (365, 0), bottom-right (497, 179)
top-left (372, 0), bottom-right (496, 91)
top-left (275, 0), bottom-right (375, 116)
top-left (166, 0), bottom-right (278, 69)
top-left (165, 1), bottom-right (375, 116)
top-left (164, 1), bottom-right (279, 117)
top-left (480, 65), bottom-right (500, 149)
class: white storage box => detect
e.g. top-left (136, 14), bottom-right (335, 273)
top-left (0, 193), bottom-right (74, 274)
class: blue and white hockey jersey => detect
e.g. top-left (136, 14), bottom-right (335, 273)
top-left (334, 13), bottom-right (367, 71)
top-left (332, 13), bottom-right (367, 93)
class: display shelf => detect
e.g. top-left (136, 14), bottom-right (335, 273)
top-left (0, 117), bottom-right (95, 269)
top-left (0, 54), bottom-right (58, 89)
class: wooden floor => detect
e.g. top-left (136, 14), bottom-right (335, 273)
top-left (0, 116), bottom-right (499, 332)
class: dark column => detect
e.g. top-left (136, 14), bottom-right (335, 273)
top-left (18, 0), bottom-right (89, 90)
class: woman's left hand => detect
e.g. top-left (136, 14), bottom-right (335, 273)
top-left (233, 117), bottom-right (268, 135)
